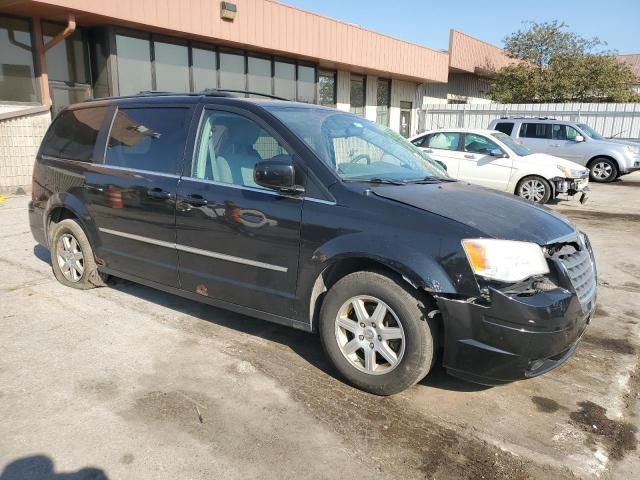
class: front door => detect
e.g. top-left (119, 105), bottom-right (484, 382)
top-left (175, 106), bottom-right (303, 318)
top-left (399, 102), bottom-right (412, 138)
top-left (458, 133), bottom-right (513, 191)
top-left (548, 124), bottom-right (589, 164)
top-left (86, 104), bottom-right (193, 287)
top-left (419, 131), bottom-right (463, 177)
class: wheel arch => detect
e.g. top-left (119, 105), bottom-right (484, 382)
top-left (587, 155), bottom-right (619, 171)
top-left (514, 174), bottom-right (555, 198)
top-left (45, 193), bottom-right (99, 248)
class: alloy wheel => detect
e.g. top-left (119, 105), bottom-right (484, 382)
top-left (334, 295), bottom-right (405, 375)
top-left (519, 179), bottom-right (547, 203)
top-left (56, 233), bottom-right (85, 282)
top-left (592, 161), bottom-right (613, 181)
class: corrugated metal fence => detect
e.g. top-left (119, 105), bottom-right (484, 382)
top-left (418, 103), bottom-right (640, 141)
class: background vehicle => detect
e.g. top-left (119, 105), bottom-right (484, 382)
top-left (488, 117), bottom-right (640, 182)
top-left (30, 92), bottom-right (596, 395)
top-left (411, 128), bottom-right (589, 204)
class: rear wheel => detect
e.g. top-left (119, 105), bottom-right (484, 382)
top-left (516, 176), bottom-right (552, 204)
top-left (319, 271), bottom-right (435, 395)
top-left (589, 157), bottom-right (618, 183)
top-left (50, 218), bottom-right (107, 290)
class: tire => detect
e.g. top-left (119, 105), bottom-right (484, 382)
top-left (318, 270), bottom-right (435, 395)
top-left (50, 218), bottom-right (107, 290)
top-left (516, 176), bottom-right (552, 204)
top-left (589, 157), bottom-right (618, 183)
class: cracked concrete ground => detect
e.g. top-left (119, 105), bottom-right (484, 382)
top-left (1, 173), bottom-right (639, 479)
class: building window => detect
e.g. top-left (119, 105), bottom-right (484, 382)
top-left (115, 33), bottom-right (152, 95)
top-left (350, 74), bottom-right (366, 117)
top-left (154, 39), bottom-right (189, 92)
top-left (192, 46), bottom-right (217, 92)
top-left (247, 56), bottom-right (271, 96)
top-left (274, 61), bottom-right (296, 100)
top-left (0, 16), bottom-right (39, 103)
top-left (318, 70), bottom-right (336, 107)
top-left (219, 50), bottom-right (245, 90)
top-left (376, 79), bottom-right (391, 126)
top-left (297, 64), bottom-right (315, 103)
top-left (43, 21), bottom-right (93, 115)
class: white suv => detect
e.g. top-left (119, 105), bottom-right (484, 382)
top-left (488, 117), bottom-right (640, 182)
top-left (410, 128), bottom-right (589, 204)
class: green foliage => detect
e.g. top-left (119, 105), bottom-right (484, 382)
top-left (490, 21), bottom-right (640, 103)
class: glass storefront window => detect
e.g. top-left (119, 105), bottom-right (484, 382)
top-left (247, 56), bottom-right (271, 96)
top-left (376, 79), bottom-right (391, 126)
top-left (274, 61), bottom-right (295, 100)
top-left (219, 51), bottom-right (245, 90)
top-left (318, 70), bottom-right (336, 107)
top-left (154, 40), bottom-right (189, 92)
top-left (0, 16), bottom-right (39, 103)
top-left (116, 34), bottom-right (152, 95)
top-left (350, 75), bottom-right (365, 117)
top-left (297, 65), bottom-right (315, 103)
top-left (192, 47), bottom-right (217, 92)
top-left (43, 22), bottom-right (90, 84)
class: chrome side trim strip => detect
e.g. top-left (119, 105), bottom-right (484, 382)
top-left (175, 244), bottom-right (288, 272)
top-left (98, 228), bottom-right (288, 273)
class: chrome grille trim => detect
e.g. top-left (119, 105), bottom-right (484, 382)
top-left (554, 245), bottom-right (597, 306)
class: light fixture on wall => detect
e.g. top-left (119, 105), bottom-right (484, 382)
top-left (220, 2), bottom-right (237, 21)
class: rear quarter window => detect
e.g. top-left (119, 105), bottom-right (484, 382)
top-left (41, 107), bottom-right (108, 162)
top-left (520, 123), bottom-right (551, 139)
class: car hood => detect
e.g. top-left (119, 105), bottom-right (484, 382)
top-left (519, 153), bottom-right (586, 171)
top-left (371, 181), bottom-right (576, 245)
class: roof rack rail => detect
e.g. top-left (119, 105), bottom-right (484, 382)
top-left (201, 89), bottom-right (289, 101)
top-left (499, 115), bottom-right (557, 120)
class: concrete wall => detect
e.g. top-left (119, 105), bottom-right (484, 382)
top-left (0, 105), bottom-right (51, 194)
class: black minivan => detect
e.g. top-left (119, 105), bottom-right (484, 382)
top-left (29, 92), bottom-right (597, 395)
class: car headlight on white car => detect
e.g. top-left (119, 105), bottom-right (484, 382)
top-left (462, 239), bottom-right (549, 283)
top-left (625, 144), bottom-right (640, 155)
top-left (557, 164), bottom-right (589, 178)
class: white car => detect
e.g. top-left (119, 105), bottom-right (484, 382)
top-left (411, 128), bottom-right (590, 204)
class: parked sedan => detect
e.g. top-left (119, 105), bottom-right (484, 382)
top-left (411, 129), bottom-right (589, 204)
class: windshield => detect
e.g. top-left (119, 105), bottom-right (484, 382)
top-left (577, 123), bottom-right (604, 140)
top-left (491, 132), bottom-right (532, 156)
top-left (265, 106), bottom-right (449, 182)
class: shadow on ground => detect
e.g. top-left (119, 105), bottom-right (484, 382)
top-left (0, 455), bottom-right (107, 480)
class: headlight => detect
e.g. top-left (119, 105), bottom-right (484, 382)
top-left (557, 164), bottom-right (588, 178)
top-left (462, 239), bottom-right (549, 283)
top-left (626, 145), bottom-right (640, 155)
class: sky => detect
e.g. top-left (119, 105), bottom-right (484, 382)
top-left (284, 0), bottom-right (640, 54)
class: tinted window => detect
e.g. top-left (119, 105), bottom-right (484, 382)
top-left (0, 16), bottom-right (39, 102)
top-left (192, 110), bottom-right (291, 188)
top-left (552, 124), bottom-right (580, 140)
top-left (411, 135), bottom-right (426, 147)
top-left (154, 40), bottom-right (189, 92)
top-left (350, 75), bottom-right (366, 117)
top-left (297, 65), bottom-right (316, 103)
top-left (318, 70), bottom-right (336, 107)
top-left (376, 79), bottom-right (391, 127)
top-left (116, 34), bottom-right (152, 95)
top-left (494, 122), bottom-right (514, 135)
top-left (427, 132), bottom-right (461, 151)
top-left (42, 107), bottom-right (107, 162)
top-left (274, 61), bottom-right (295, 101)
top-left (105, 107), bottom-right (190, 174)
top-left (192, 47), bottom-right (217, 92)
top-left (464, 133), bottom-right (501, 154)
top-left (219, 52), bottom-right (245, 89)
top-left (520, 123), bottom-right (551, 139)
top-left (247, 57), bottom-right (271, 96)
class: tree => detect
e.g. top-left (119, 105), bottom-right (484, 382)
top-left (490, 21), bottom-right (639, 103)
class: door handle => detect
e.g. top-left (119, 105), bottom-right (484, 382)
top-left (464, 154), bottom-right (475, 159)
top-left (183, 194), bottom-right (208, 207)
top-left (147, 188), bottom-right (174, 200)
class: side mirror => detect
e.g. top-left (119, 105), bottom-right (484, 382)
top-left (435, 160), bottom-right (448, 172)
top-left (490, 148), bottom-right (507, 158)
top-left (574, 135), bottom-right (585, 143)
top-left (254, 160), bottom-right (301, 194)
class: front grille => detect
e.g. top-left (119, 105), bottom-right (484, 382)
top-left (555, 245), bottom-right (596, 305)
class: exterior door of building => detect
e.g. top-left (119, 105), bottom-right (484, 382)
top-left (399, 101), bottom-right (412, 138)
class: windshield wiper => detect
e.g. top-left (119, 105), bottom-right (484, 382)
top-left (407, 176), bottom-right (456, 184)
top-left (344, 177), bottom-right (407, 185)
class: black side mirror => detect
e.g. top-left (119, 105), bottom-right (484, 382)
top-left (254, 160), bottom-right (302, 194)
top-left (490, 148), bottom-right (507, 158)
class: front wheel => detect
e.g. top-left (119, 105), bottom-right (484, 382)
top-left (319, 271), bottom-right (435, 395)
top-left (589, 158), bottom-right (618, 183)
top-left (516, 176), bottom-right (552, 204)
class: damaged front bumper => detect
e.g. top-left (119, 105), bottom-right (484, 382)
top-left (435, 285), bottom-right (595, 386)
